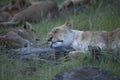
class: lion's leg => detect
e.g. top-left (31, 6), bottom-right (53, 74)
top-left (88, 45), bottom-right (102, 60)
top-left (68, 51), bottom-right (86, 60)
top-left (68, 44), bottom-right (104, 60)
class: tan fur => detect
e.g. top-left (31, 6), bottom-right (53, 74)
top-left (0, 0), bottom-right (44, 22)
top-left (59, 0), bottom-right (96, 11)
top-left (0, 0), bottom-right (59, 26)
top-left (47, 19), bottom-right (120, 55)
top-left (0, 11), bottom-right (12, 22)
top-left (30, 0), bottom-right (42, 5)
top-left (1, 0), bottom-right (32, 16)
top-left (0, 22), bottom-right (39, 49)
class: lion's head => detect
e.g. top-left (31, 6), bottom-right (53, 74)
top-left (18, 22), bottom-right (40, 43)
top-left (0, 22), bottom-right (40, 48)
top-left (47, 19), bottom-right (74, 48)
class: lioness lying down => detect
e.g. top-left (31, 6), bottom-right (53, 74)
top-left (0, 0), bottom-right (59, 26)
top-left (47, 19), bottom-right (120, 54)
top-left (59, 0), bottom-right (96, 12)
top-left (0, 0), bottom-right (32, 22)
top-left (1, 0), bottom-right (32, 16)
top-left (0, 22), bottom-right (39, 49)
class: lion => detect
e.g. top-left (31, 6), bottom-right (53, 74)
top-left (0, 0), bottom-right (41, 23)
top-left (47, 19), bottom-right (120, 57)
top-left (0, 11), bottom-right (12, 22)
top-left (1, 0), bottom-right (32, 16)
top-left (0, 0), bottom-right (59, 26)
top-left (59, 0), bottom-right (96, 12)
top-left (0, 0), bottom-right (32, 22)
top-left (0, 22), bottom-right (39, 49)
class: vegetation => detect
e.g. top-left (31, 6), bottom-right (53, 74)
top-left (0, 0), bottom-right (120, 80)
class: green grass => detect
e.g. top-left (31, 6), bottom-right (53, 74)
top-left (0, 52), bottom-right (120, 80)
top-left (0, 0), bottom-right (120, 80)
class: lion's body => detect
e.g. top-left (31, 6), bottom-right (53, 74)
top-left (0, 0), bottom-right (32, 22)
top-left (0, 0), bottom-right (59, 26)
top-left (47, 19), bottom-right (120, 53)
top-left (10, 0), bottom-right (58, 23)
top-left (0, 11), bottom-right (12, 22)
top-left (1, 0), bottom-right (32, 16)
top-left (0, 22), bottom-right (39, 49)
top-left (59, 0), bottom-right (96, 12)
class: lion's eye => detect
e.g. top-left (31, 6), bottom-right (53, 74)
top-left (48, 37), bottom-right (53, 41)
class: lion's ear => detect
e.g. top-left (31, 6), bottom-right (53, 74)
top-left (23, 22), bottom-right (32, 30)
top-left (64, 18), bottom-right (73, 29)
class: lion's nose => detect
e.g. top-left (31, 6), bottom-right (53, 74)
top-left (48, 37), bottom-right (52, 41)
top-left (36, 38), bottom-right (40, 41)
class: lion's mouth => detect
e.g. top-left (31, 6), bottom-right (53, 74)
top-left (47, 37), bottom-right (63, 43)
top-left (50, 40), bottom-right (63, 48)
top-left (47, 37), bottom-right (64, 48)
top-left (55, 40), bottom-right (63, 42)
top-left (47, 37), bottom-right (53, 42)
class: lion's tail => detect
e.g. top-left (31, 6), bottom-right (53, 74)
top-left (0, 21), bottom-right (19, 27)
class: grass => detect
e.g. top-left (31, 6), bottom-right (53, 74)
top-left (0, 0), bottom-right (120, 80)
